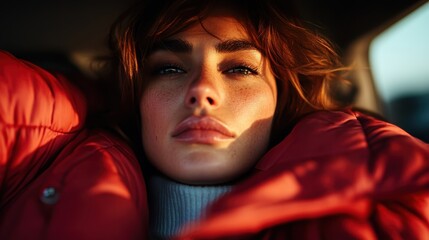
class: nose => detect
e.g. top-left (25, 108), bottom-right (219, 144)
top-left (185, 71), bottom-right (220, 109)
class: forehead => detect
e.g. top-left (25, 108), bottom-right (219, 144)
top-left (172, 15), bottom-right (249, 41)
top-left (146, 14), bottom-right (260, 57)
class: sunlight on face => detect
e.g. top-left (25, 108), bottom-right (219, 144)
top-left (140, 15), bottom-right (277, 185)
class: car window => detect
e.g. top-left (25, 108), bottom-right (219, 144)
top-left (361, 1), bottom-right (429, 142)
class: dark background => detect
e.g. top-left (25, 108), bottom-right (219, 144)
top-left (0, 0), bottom-right (424, 54)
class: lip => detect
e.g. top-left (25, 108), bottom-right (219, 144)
top-left (171, 116), bottom-right (236, 144)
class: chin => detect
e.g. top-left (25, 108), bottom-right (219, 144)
top-left (171, 161), bottom-right (250, 186)
top-left (150, 148), bottom-right (256, 185)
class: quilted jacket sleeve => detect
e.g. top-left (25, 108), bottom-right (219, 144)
top-left (0, 50), bottom-right (87, 207)
top-left (178, 110), bottom-right (429, 239)
top-left (355, 111), bottom-right (429, 239)
top-left (0, 51), bottom-right (149, 240)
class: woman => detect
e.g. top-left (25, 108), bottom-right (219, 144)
top-left (1, 0), bottom-right (428, 239)
top-left (107, 0), bottom-right (429, 239)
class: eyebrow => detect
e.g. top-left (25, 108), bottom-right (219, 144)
top-left (215, 39), bottom-right (257, 53)
top-left (149, 39), bottom-right (257, 54)
top-left (150, 39), bottom-right (193, 53)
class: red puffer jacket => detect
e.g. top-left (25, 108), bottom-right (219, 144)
top-left (179, 110), bottom-right (429, 239)
top-left (2, 50), bottom-right (429, 240)
top-left (0, 51), bottom-right (148, 240)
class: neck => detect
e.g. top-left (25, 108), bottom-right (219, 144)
top-left (148, 174), bottom-right (232, 239)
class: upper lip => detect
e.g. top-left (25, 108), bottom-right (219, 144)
top-left (171, 116), bottom-right (236, 138)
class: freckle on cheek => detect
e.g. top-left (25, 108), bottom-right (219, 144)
top-left (155, 88), bottom-right (178, 105)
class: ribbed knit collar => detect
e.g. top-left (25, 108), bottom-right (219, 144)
top-left (148, 174), bottom-right (233, 239)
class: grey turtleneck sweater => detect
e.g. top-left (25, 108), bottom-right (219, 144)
top-left (148, 175), bottom-right (232, 240)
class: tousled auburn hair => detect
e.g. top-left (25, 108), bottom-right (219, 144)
top-left (107, 0), bottom-right (353, 146)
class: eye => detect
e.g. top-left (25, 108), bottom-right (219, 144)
top-left (154, 64), bottom-right (186, 75)
top-left (225, 65), bottom-right (258, 76)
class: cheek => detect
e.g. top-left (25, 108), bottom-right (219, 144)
top-left (230, 85), bottom-right (277, 120)
top-left (139, 87), bottom-right (176, 141)
top-left (228, 84), bottom-right (277, 156)
top-left (142, 84), bottom-right (178, 107)
top-left (140, 83), bottom-right (180, 115)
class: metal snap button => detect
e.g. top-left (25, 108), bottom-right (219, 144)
top-left (40, 187), bottom-right (60, 205)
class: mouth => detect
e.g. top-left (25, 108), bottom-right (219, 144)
top-left (171, 116), bottom-right (236, 144)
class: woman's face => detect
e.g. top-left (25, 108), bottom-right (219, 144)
top-left (140, 15), bottom-right (277, 185)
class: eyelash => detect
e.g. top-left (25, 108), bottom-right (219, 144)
top-left (153, 63), bottom-right (186, 75)
top-left (151, 63), bottom-right (259, 76)
top-left (224, 64), bottom-right (259, 76)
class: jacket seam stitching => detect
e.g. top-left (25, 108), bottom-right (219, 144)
top-left (1, 123), bottom-right (82, 134)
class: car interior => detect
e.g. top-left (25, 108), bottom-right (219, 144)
top-left (1, 0), bottom-right (428, 142)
